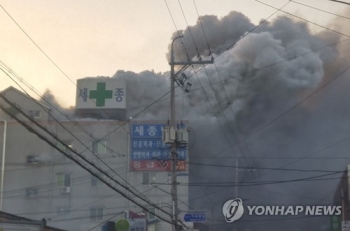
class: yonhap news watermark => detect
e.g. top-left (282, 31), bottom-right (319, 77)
top-left (222, 198), bottom-right (342, 223)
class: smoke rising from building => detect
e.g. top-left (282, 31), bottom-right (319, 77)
top-left (34, 9), bottom-right (350, 231)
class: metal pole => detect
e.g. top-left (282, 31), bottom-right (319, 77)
top-left (170, 35), bottom-right (183, 231)
top-left (169, 34), bottom-right (213, 231)
top-left (0, 119), bottom-right (7, 211)
top-left (235, 157), bottom-right (238, 199)
top-left (234, 156), bottom-right (239, 231)
top-left (342, 189), bottom-right (345, 221)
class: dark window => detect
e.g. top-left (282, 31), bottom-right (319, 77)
top-left (90, 208), bottom-right (103, 221)
top-left (148, 207), bottom-right (156, 220)
top-left (28, 110), bottom-right (41, 118)
top-left (91, 141), bottom-right (106, 154)
top-left (57, 174), bottom-right (71, 187)
top-left (142, 172), bottom-right (156, 185)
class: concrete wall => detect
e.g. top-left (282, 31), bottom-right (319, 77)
top-left (0, 87), bottom-right (189, 231)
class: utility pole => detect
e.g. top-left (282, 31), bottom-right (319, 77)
top-left (234, 155), bottom-right (257, 231)
top-left (169, 35), bottom-right (213, 231)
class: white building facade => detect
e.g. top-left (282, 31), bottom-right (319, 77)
top-left (0, 84), bottom-right (189, 231)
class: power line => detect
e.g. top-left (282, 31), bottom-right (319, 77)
top-left (0, 5), bottom-right (174, 177)
top-left (189, 156), bottom-right (350, 159)
top-left (86, 212), bottom-right (124, 231)
top-left (255, 0), bottom-right (350, 38)
top-left (168, 65), bottom-right (350, 217)
top-left (179, 0), bottom-right (290, 167)
top-left (238, 63), bottom-right (350, 153)
top-left (169, 37), bottom-right (350, 98)
top-left (155, 171), bottom-right (342, 187)
top-left (329, 0), bottom-right (350, 6)
top-left (163, 0), bottom-right (191, 60)
top-left (186, 120), bottom-right (350, 201)
top-left (49, 211), bottom-right (124, 223)
top-left (51, 171), bottom-right (172, 222)
top-left (1, 65), bottom-right (183, 219)
top-left (187, 162), bottom-right (344, 173)
top-left (0, 166), bottom-right (127, 199)
top-left (166, 2), bottom-right (350, 170)
top-left (170, 0), bottom-right (242, 162)
top-left (0, 5), bottom-right (75, 85)
top-left (180, 0), bottom-right (292, 181)
top-left (0, 61), bottom-right (125, 158)
top-left (192, 0), bottom-right (212, 55)
top-left (291, 0), bottom-right (350, 20)
top-left (0, 100), bottom-right (173, 224)
top-left (0, 62), bottom-right (154, 205)
top-left (0, 4), bottom-right (132, 135)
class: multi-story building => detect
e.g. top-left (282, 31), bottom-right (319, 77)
top-left (0, 79), bottom-right (189, 231)
top-left (0, 210), bottom-right (66, 231)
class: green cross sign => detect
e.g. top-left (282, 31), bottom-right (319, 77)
top-left (89, 82), bottom-right (113, 107)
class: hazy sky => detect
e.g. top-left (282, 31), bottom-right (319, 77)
top-left (0, 0), bottom-right (348, 107)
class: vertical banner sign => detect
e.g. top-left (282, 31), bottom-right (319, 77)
top-left (130, 123), bottom-right (187, 171)
top-left (331, 215), bottom-right (341, 231)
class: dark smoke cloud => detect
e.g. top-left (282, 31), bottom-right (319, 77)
top-left (166, 11), bottom-right (255, 61)
top-left (162, 11), bottom-right (348, 231)
top-left (164, 15), bottom-right (340, 127)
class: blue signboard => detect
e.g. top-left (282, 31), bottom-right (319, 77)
top-left (132, 124), bottom-right (164, 138)
top-left (183, 212), bottom-right (207, 222)
top-left (131, 148), bottom-right (187, 160)
top-left (131, 139), bottom-right (166, 149)
top-left (131, 124), bottom-right (186, 138)
top-left (130, 123), bottom-right (187, 161)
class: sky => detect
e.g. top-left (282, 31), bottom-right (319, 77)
top-left (0, 0), bottom-right (349, 107)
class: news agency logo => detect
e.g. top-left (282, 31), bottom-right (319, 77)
top-left (222, 198), bottom-right (244, 223)
top-left (222, 198), bottom-right (342, 223)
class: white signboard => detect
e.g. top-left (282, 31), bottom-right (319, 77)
top-left (342, 221), bottom-right (350, 231)
top-left (129, 218), bottom-right (147, 231)
top-left (76, 78), bottom-right (126, 109)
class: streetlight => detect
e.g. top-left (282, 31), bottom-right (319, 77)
top-left (0, 119), bottom-right (7, 211)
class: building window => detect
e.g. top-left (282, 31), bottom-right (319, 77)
top-left (91, 141), bottom-right (107, 154)
top-left (91, 174), bottom-right (104, 187)
top-left (57, 174), bottom-right (71, 187)
top-left (25, 188), bottom-right (38, 198)
top-left (28, 110), bottom-right (41, 118)
top-left (147, 207), bottom-right (156, 220)
top-left (90, 208), bottom-right (104, 221)
top-left (142, 172), bottom-right (156, 185)
top-left (26, 155), bottom-right (40, 164)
